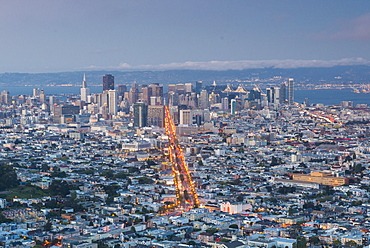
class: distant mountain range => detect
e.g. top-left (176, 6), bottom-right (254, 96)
top-left (0, 65), bottom-right (369, 87)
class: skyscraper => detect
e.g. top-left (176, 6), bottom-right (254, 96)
top-left (198, 90), bottom-right (209, 109)
top-left (266, 87), bottom-right (280, 105)
top-left (1, 91), bottom-right (10, 104)
top-left (103, 74), bottom-right (114, 91)
top-left (117, 85), bottom-right (127, 98)
top-left (148, 105), bottom-right (165, 127)
top-left (287, 78), bottom-right (294, 105)
top-left (179, 109), bottom-right (192, 125)
top-left (279, 83), bottom-right (287, 104)
top-left (222, 97), bottom-right (229, 111)
top-left (128, 81), bottom-right (140, 105)
top-left (230, 99), bottom-right (237, 115)
top-left (195, 81), bottom-right (203, 93)
top-left (80, 73), bottom-right (90, 102)
top-left (108, 90), bottom-right (117, 115)
top-left (133, 102), bottom-right (148, 127)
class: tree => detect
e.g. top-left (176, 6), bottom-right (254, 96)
top-left (236, 195), bottom-right (244, 202)
top-left (49, 180), bottom-right (72, 197)
top-left (44, 221), bottom-right (52, 231)
top-left (41, 164), bottom-right (50, 172)
top-left (270, 156), bottom-right (279, 166)
top-left (345, 240), bottom-right (357, 247)
top-left (101, 170), bottom-right (114, 179)
top-left (332, 240), bottom-right (341, 247)
top-left (295, 236), bottom-right (307, 248)
top-left (229, 224), bottom-right (238, 229)
top-left (0, 163), bottom-right (18, 191)
top-left (206, 228), bottom-right (217, 235)
top-left (353, 163), bottom-right (363, 173)
top-left (138, 177), bottom-right (154, 184)
top-left (309, 236), bottom-right (320, 245)
top-left (0, 212), bottom-right (11, 223)
top-left (198, 160), bottom-right (204, 167)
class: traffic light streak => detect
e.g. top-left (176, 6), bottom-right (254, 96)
top-left (164, 106), bottom-right (199, 208)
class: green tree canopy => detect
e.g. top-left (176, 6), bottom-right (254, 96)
top-left (0, 163), bottom-right (18, 191)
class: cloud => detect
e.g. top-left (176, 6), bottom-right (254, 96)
top-left (318, 12), bottom-right (370, 41)
top-left (85, 58), bottom-right (370, 71)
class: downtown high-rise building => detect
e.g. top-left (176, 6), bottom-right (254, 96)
top-left (198, 90), bottom-right (209, 109)
top-left (1, 91), bottom-right (10, 104)
top-left (221, 97), bottom-right (229, 111)
top-left (179, 109), bottom-right (193, 125)
top-left (230, 99), bottom-right (237, 115)
top-left (195, 81), bottom-right (203, 93)
top-left (287, 78), bottom-right (294, 105)
top-left (279, 82), bottom-right (287, 104)
top-left (108, 90), bottom-right (117, 115)
top-left (117, 85), bottom-right (127, 99)
top-left (80, 73), bottom-right (90, 102)
top-left (103, 74), bottom-right (114, 91)
top-left (133, 102), bottom-right (148, 127)
top-left (128, 81), bottom-right (140, 105)
top-left (148, 105), bottom-right (165, 127)
top-left (266, 87), bottom-right (280, 105)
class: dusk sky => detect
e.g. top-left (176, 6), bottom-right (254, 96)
top-left (1, 0), bottom-right (370, 73)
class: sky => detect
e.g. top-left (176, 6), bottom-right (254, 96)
top-left (0, 0), bottom-right (370, 73)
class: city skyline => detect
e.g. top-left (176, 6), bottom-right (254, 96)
top-left (0, 1), bottom-right (369, 73)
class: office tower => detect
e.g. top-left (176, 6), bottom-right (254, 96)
top-left (148, 105), bottom-right (165, 127)
top-left (1, 91), bottom-right (10, 104)
top-left (97, 92), bottom-right (109, 108)
top-left (304, 98), bottom-right (310, 107)
top-left (198, 90), bottom-right (209, 109)
top-left (80, 73), bottom-right (90, 102)
top-left (108, 90), bottom-right (117, 115)
top-left (39, 90), bottom-right (46, 103)
top-left (287, 78), bottom-right (294, 105)
top-left (133, 102), bottom-right (148, 127)
top-left (222, 97), bottom-right (229, 111)
top-left (195, 81), bottom-right (203, 93)
top-left (185, 83), bottom-right (193, 93)
top-left (141, 85), bottom-right (151, 104)
top-left (230, 99), bottom-right (237, 115)
top-left (179, 109), bottom-right (193, 125)
top-left (176, 83), bottom-right (185, 94)
top-left (117, 85), bottom-right (127, 98)
top-left (53, 104), bottom-right (80, 123)
top-left (168, 84), bottom-right (177, 93)
top-left (103, 74), bottom-right (114, 91)
top-left (341, 101), bottom-right (353, 108)
top-left (150, 96), bottom-right (162, 106)
top-left (33, 88), bottom-right (40, 98)
top-left (168, 91), bottom-right (179, 107)
top-left (150, 83), bottom-right (163, 97)
top-left (273, 87), bottom-right (280, 104)
top-left (128, 81), bottom-right (140, 105)
top-left (49, 96), bottom-right (55, 112)
top-left (248, 89), bottom-right (261, 101)
top-left (266, 87), bottom-right (280, 105)
top-left (179, 93), bottom-right (197, 108)
top-left (266, 88), bottom-right (272, 103)
top-left (279, 83), bottom-right (287, 104)
top-left (192, 109), bottom-right (210, 126)
top-left (209, 92), bottom-right (220, 105)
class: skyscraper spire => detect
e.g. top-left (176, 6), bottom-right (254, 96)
top-left (82, 73), bottom-right (87, 88)
top-left (81, 73), bottom-right (90, 102)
